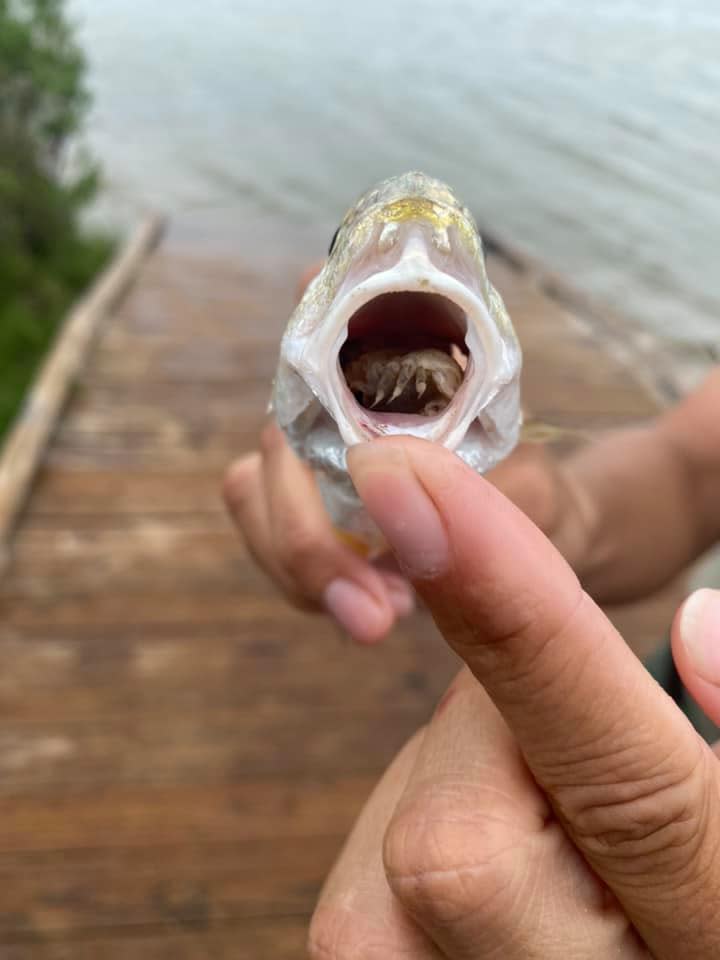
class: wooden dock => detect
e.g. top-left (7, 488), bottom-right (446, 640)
top-left (0, 240), bottom-right (687, 958)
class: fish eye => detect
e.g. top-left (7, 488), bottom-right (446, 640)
top-left (328, 225), bottom-right (340, 256)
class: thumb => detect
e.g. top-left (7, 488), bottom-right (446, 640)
top-left (348, 436), bottom-right (720, 960)
top-left (672, 588), bottom-right (720, 726)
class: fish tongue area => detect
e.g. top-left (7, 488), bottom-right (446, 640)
top-left (339, 291), bottom-right (468, 417)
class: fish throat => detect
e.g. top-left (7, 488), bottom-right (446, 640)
top-left (339, 292), bottom-right (469, 419)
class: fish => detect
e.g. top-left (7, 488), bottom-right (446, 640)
top-left (271, 171), bottom-right (522, 551)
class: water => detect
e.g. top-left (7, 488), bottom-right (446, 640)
top-left (69, 0), bottom-right (720, 346)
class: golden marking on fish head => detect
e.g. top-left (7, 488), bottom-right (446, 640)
top-left (305, 172), bottom-right (495, 338)
top-left (377, 197), bottom-right (453, 228)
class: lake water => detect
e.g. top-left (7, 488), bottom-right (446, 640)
top-left (70, 0), bottom-right (720, 346)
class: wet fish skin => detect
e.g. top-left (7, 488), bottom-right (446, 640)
top-left (271, 171), bottom-right (523, 546)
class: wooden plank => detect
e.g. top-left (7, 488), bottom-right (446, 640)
top-left (13, 509), bottom-right (227, 533)
top-left (55, 392), bottom-right (271, 434)
top-left (0, 836), bottom-right (337, 938)
top-left (39, 433), bottom-right (258, 470)
top-left (86, 338), bottom-right (277, 384)
top-left (110, 300), bottom-right (288, 338)
top-left (27, 470), bottom-right (224, 517)
top-left (126, 251), bottom-right (293, 302)
top-left (0, 705), bottom-right (428, 790)
top-left (0, 620), bottom-right (454, 724)
top-left (0, 583), bottom-right (293, 628)
top-left (0, 777), bottom-right (372, 852)
top-left (70, 377), bottom-right (269, 407)
top-left (51, 420), bottom-right (262, 461)
top-left (6, 525), bottom-right (260, 588)
top-left (0, 216), bottom-right (164, 556)
top-left (2, 917), bottom-right (309, 958)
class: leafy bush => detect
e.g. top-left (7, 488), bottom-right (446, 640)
top-left (0, 0), bottom-right (114, 439)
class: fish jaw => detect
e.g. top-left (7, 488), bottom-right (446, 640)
top-left (280, 219), bottom-right (521, 452)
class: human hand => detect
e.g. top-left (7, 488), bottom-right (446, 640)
top-left (223, 263), bottom-right (592, 643)
top-left (308, 435), bottom-right (720, 958)
top-left (222, 422), bottom-right (415, 643)
top-left (223, 425), bottom-right (587, 642)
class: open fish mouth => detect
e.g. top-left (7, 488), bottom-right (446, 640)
top-left (306, 219), bottom-right (509, 449)
top-left (339, 291), bottom-right (469, 422)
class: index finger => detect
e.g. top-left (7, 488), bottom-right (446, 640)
top-left (348, 437), bottom-right (720, 960)
top-left (260, 422), bottom-right (409, 642)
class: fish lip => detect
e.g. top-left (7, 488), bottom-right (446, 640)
top-left (297, 259), bottom-right (510, 448)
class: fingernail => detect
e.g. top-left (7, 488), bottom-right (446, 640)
top-left (679, 589), bottom-right (720, 684)
top-left (384, 577), bottom-right (416, 618)
top-left (323, 578), bottom-right (388, 643)
top-left (347, 443), bottom-right (449, 579)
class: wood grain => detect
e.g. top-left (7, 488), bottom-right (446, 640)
top-left (0, 242), bottom-right (686, 957)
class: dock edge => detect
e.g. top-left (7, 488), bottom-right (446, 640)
top-left (0, 214), bottom-right (166, 566)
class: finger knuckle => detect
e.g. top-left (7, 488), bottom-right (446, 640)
top-left (222, 455), bottom-right (259, 507)
top-left (259, 421), bottom-right (281, 455)
top-left (280, 522), bottom-right (324, 575)
top-left (563, 738), bottom-right (712, 880)
top-left (516, 459), bottom-right (558, 524)
top-left (307, 907), bottom-right (356, 960)
top-left (510, 449), bottom-right (550, 490)
top-left (383, 782), bottom-right (525, 926)
top-left (307, 905), bottom-right (403, 960)
top-left (450, 587), bottom-right (585, 712)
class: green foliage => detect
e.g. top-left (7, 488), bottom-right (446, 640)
top-left (0, 0), bottom-right (114, 439)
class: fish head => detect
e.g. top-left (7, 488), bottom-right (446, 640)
top-left (272, 171), bottom-right (522, 476)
